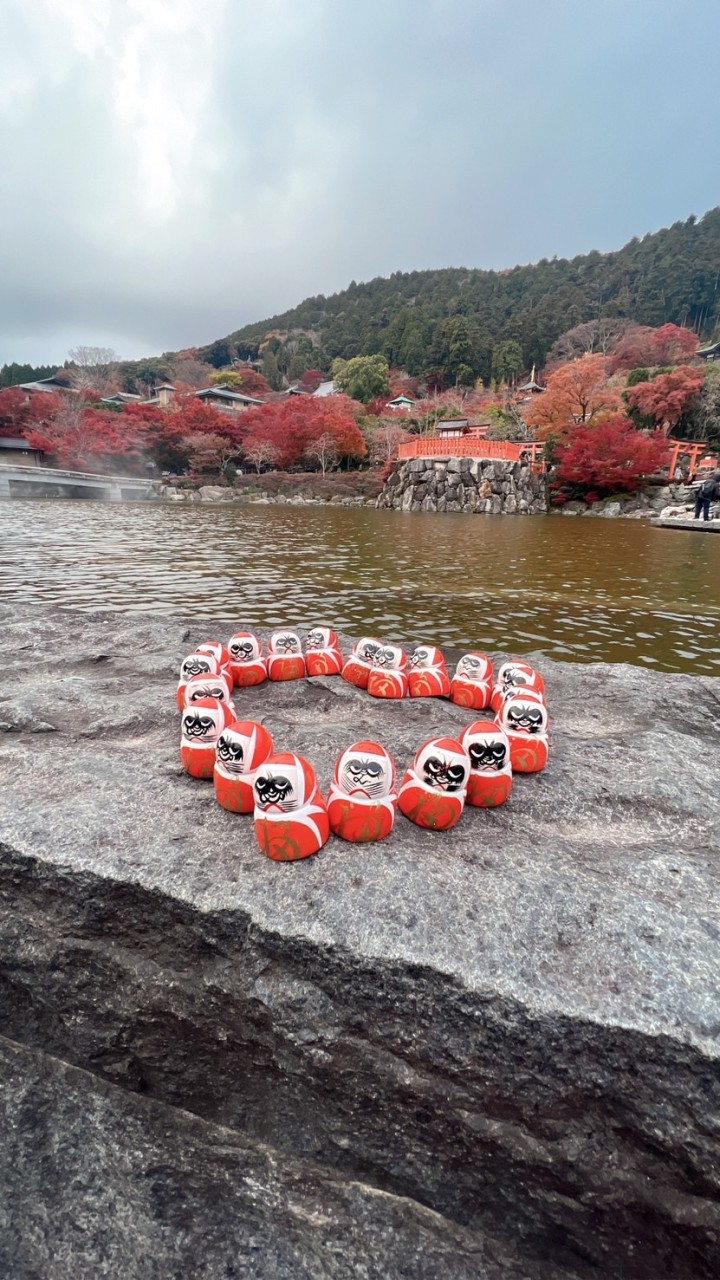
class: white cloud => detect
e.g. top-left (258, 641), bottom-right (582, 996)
top-left (0, 0), bottom-right (718, 365)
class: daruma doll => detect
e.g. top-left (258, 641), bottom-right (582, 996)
top-left (398, 737), bottom-right (470, 831)
top-left (490, 661), bottom-right (545, 713)
top-left (408, 646), bottom-right (450, 698)
top-left (181, 697), bottom-right (234, 780)
top-left (267, 631), bottom-right (306, 681)
top-left (227, 632), bottom-right (267, 688)
top-left (182, 671), bottom-right (235, 715)
top-left (327, 741), bottom-right (397, 842)
top-left (450, 652), bottom-right (493, 711)
top-left (253, 753), bottom-right (329, 861)
top-left (196, 641), bottom-right (234, 686)
top-left (459, 720), bottom-right (512, 808)
top-left (366, 644), bottom-right (409, 700)
top-left (498, 693), bottom-right (549, 773)
top-left (214, 719), bottom-right (274, 814)
top-left (305, 626), bottom-right (343, 677)
top-left (342, 638), bottom-right (382, 690)
top-left (176, 651), bottom-right (220, 710)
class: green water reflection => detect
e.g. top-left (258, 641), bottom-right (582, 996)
top-left (1, 500), bottom-right (719, 674)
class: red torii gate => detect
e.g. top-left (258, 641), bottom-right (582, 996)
top-left (667, 441), bottom-right (718, 481)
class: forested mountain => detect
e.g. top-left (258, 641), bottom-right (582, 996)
top-left (200, 209), bottom-right (720, 387)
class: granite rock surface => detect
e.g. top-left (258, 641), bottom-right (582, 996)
top-left (1, 602), bottom-right (719, 1278)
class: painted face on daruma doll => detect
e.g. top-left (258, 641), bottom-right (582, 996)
top-left (269, 631), bottom-right (301, 655)
top-left (501, 696), bottom-right (548, 735)
top-left (462, 722), bottom-right (509, 772)
top-left (306, 627), bottom-right (337, 651)
top-left (182, 702), bottom-right (223, 743)
top-left (455, 653), bottom-right (492, 683)
top-left (373, 645), bottom-right (405, 670)
top-left (179, 652), bottom-right (218, 682)
top-left (183, 672), bottom-right (233, 705)
top-left (409, 646), bottom-right (444, 670)
top-left (228, 633), bottom-right (262, 664)
top-left (357, 638), bottom-right (381, 663)
top-left (415, 740), bottom-right (469, 792)
top-left (336, 743), bottom-right (395, 800)
top-left (498, 661), bottom-right (545, 695)
top-left (253, 757), bottom-right (314, 814)
top-left (216, 720), bottom-right (274, 775)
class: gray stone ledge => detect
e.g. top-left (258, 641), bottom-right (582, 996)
top-left (1, 603), bottom-right (719, 1278)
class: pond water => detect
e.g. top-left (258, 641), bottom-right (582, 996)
top-left (1, 500), bottom-right (719, 674)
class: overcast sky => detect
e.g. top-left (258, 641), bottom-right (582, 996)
top-left (2, 0), bottom-right (719, 366)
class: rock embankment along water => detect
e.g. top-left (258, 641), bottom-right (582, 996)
top-left (1, 603), bottom-right (719, 1278)
top-left (376, 456), bottom-right (548, 514)
top-left (162, 484), bottom-right (377, 507)
top-left (557, 483), bottom-right (696, 519)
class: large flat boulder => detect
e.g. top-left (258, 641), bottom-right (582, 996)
top-left (0, 602), bottom-right (719, 1278)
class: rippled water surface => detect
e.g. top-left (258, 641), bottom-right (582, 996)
top-left (2, 500), bottom-right (720, 673)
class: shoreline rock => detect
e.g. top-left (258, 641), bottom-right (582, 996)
top-left (552, 483), bottom-right (696, 519)
top-left (162, 483), bottom-right (378, 508)
top-left (1, 602), bottom-right (719, 1278)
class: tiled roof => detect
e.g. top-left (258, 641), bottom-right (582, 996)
top-left (195, 385), bottom-right (263, 404)
top-left (0, 437), bottom-right (43, 450)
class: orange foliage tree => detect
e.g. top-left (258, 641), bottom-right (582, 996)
top-left (524, 355), bottom-right (622, 442)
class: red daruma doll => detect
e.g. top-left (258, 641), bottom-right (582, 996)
top-left (490, 661), bottom-right (545, 713)
top-left (305, 626), bottom-right (343, 677)
top-left (267, 631), bottom-right (306, 681)
top-left (176, 652), bottom-right (220, 710)
top-left (408, 646), bottom-right (450, 698)
top-left (366, 644), bottom-right (409, 700)
top-left (181, 697), bottom-right (234, 780)
top-left (182, 671), bottom-right (235, 717)
top-left (227, 632), bottom-right (267, 688)
top-left (450, 653), bottom-right (493, 711)
top-left (327, 741), bottom-right (397, 842)
top-left (196, 642), bottom-right (234, 687)
top-left (342, 637), bottom-right (382, 689)
top-left (253, 753), bottom-right (330, 861)
top-left (398, 737), bottom-right (470, 831)
top-left (498, 693), bottom-right (549, 774)
top-left (460, 720), bottom-right (512, 808)
top-left (214, 720), bottom-right (274, 814)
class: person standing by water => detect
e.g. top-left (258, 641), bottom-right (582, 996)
top-left (694, 472), bottom-right (720, 521)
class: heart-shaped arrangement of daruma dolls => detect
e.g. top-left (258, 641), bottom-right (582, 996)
top-left (177, 630), bottom-right (550, 856)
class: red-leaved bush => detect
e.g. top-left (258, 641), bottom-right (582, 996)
top-left (554, 416), bottom-right (671, 496)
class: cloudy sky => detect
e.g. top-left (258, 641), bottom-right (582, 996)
top-left (2, 0), bottom-right (719, 366)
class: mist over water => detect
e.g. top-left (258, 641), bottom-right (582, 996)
top-left (2, 500), bottom-right (719, 674)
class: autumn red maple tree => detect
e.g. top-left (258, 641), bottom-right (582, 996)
top-left (237, 395), bottom-right (367, 470)
top-left (0, 387), bottom-right (59, 435)
top-left (26, 407), bottom-right (144, 472)
top-left (554, 415), bottom-right (670, 497)
top-left (625, 365), bottom-right (704, 434)
top-left (607, 323), bottom-right (698, 374)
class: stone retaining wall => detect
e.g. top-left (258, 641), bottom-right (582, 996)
top-left (376, 457), bottom-right (547, 515)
